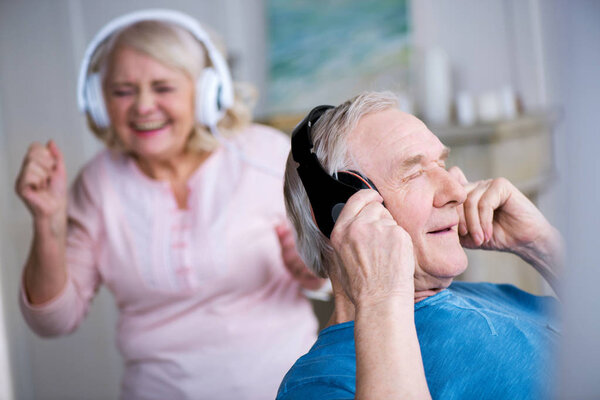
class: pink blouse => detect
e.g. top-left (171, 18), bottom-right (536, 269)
top-left (20, 124), bottom-right (318, 400)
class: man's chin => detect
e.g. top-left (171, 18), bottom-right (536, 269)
top-left (413, 253), bottom-right (468, 293)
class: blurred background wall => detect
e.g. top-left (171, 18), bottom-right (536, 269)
top-left (0, 0), bottom-right (598, 398)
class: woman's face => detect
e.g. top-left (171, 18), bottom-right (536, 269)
top-left (104, 45), bottom-right (196, 162)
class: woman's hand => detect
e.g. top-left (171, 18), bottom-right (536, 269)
top-left (16, 140), bottom-right (69, 304)
top-left (276, 221), bottom-right (327, 291)
top-left (15, 140), bottom-right (68, 232)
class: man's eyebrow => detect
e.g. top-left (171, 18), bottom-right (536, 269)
top-left (401, 147), bottom-right (450, 169)
top-left (401, 154), bottom-right (424, 170)
top-left (386, 154), bottom-right (423, 179)
top-left (440, 147), bottom-right (450, 161)
top-left (387, 146), bottom-right (451, 179)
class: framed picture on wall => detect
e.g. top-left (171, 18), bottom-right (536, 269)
top-left (265, 0), bottom-right (412, 132)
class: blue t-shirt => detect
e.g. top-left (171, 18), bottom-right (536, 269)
top-left (277, 281), bottom-right (559, 400)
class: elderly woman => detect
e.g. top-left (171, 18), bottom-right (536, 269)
top-left (14, 9), bottom-right (322, 400)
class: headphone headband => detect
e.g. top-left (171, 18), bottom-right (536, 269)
top-left (76, 9), bottom-right (233, 123)
top-left (291, 105), bottom-right (333, 165)
top-left (291, 105), bottom-right (379, 238)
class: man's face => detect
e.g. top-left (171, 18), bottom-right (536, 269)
top-left (348, 108), bottom-right (468, 291)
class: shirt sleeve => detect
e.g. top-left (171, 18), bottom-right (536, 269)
top-left (19, 162), bottom-right (104, 336)
top-left (277, 379), bottom-right (355, 400)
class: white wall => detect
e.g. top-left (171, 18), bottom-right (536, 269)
top-left (0, 2), bottom-right (116, 398)
top-left (411, 0), bottom-right (549, 111)
top-left (0, 104), bottom-right (15, 400)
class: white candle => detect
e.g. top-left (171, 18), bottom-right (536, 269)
top-left (421, 47), bottom-right (452, 125)
top-left (456, 91), bottom-right (476, 126)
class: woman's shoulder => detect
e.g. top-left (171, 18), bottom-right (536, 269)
top-left (79, 148), bottom-right (125, 173)
top-left (74, 149), bottom-right (130, 190)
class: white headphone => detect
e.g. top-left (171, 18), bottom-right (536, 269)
top-left (76, 9), bottom-right (234, 129)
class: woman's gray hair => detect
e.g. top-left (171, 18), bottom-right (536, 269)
top-left (283, 91), bottom-right (400, 277)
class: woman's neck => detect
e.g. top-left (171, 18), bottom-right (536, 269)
top-left (133, 149), bottom-right (213, 210)
top-left (133, 149), bottom-right (211, 183)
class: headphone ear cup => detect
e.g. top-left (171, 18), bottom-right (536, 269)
top-left (197, 67), bottom-right (223, 127)
top-left (337, 170), bottom-right (379, 192)
top-left (85, 73), bottom-right (110, 129)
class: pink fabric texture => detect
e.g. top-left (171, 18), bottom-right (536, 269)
top-left (20, 124), bottom-right (318, 400)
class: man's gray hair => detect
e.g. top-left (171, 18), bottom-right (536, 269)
top-left (283, 91), bottom-right (400, 277)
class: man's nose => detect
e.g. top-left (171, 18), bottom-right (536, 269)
top-left (433, 167), bottom-right (467, 208)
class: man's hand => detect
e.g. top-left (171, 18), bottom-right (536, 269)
top-left (450, 167), bottom-right (563, 289)
top-left (330, 189), bottom-right (430, 400)
top-left (330, 189), bottom-right (415, 307)
top-left (276, 221), bottom-right (326, 291)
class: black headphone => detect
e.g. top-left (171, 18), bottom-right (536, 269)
top-left (291, 105), bottom-right (380, 238)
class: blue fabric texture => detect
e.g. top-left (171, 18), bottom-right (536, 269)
top-left (277, 281), bottom-right (559, 400)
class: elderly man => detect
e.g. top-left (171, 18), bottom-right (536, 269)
top-left (277, 91), bottom-right (562, 399)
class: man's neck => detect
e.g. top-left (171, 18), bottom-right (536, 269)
top-left (327, 285), bottom-right (447, 327)
top-left (414, 287), bottom-right (445, 303)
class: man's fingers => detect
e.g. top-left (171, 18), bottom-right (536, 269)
top-left (477, 178), bottom-right (512, 240)
top-left (462, 181), bottom-right (490, 246)
top-left (333, 189), bottom-right (383, 229)
top-left (449, 168), bottom-right (468, 235)
top-left (477, 195), bottom-right (495, 243)
top-left (461, 178), bottom-right (514, 246)
top-left (459, 232), bottom-right (479, 249)
top-left (457, 203), bottom-right (467, 236)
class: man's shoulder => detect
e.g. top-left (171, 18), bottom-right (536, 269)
top-left (449, 281), bottom-right (558, 310)
top-left (417, 281), bottom-right (559, 399)
top-left (415, 281), bottom-right (558, 337)
top-left (277, 322), bottom-right (356, 400)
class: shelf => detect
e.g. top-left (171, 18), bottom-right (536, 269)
top-left (431, 110), bottom-right (559, 147)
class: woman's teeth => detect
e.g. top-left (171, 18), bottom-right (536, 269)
top-left (133, 121), bottom-right (167, 131)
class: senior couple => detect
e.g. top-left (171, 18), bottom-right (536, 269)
top-left (14, 8), bottom-right (559, 399)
